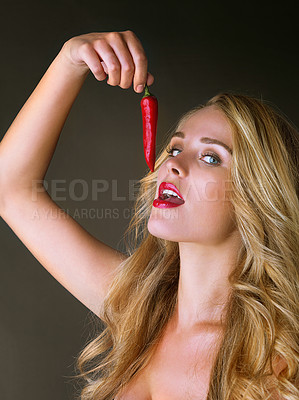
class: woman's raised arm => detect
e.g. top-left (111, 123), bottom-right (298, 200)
top-left (0, 31), bottom-right (153, 317)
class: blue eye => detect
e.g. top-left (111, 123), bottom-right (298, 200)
top-left (201, 152), bottom-right (221, 166)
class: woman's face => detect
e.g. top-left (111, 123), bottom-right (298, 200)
top-left (148, 105), bottom-right (238, 245)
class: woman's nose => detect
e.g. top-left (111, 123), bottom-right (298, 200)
top-left (166, 156), bottom-right (187, 177)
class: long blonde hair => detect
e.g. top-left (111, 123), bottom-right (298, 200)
top-left (73, 93), bottom-right (299, 400)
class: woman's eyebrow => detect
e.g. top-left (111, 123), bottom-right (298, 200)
top-left (170, 131), bottom-right (185, 140)
top-left (200, 137), bottom-right (233, 155)
top-left (170, 131), bottom-right (233, 155)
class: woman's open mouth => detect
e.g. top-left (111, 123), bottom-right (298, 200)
top-left (153, 182), bottom-right (185, 208)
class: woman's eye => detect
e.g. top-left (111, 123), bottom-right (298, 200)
top-left (201, 153), bottom-right (221, 166)
top-left (171, 149), bottom-right (180, 157)
top-left (166, 146), bottom-right (221, 166)
top-left (166, 147), bottom-right (181, 157)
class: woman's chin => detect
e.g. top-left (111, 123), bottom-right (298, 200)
top-left (147, 219), bottom-right (181, 242)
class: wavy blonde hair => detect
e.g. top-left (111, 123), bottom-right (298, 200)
top-left (73, 93), bottom-right (299, 400)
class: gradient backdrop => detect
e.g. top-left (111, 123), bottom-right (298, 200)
top-left (0, 0), bottom-right (298, 399)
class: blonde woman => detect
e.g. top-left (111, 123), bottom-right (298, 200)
top-left (0, 31), bottom-right (298, 400)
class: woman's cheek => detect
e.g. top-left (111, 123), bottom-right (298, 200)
top-left (203, 181), bottom-right (218, 201)
top-left (205, 174), bottom-right (235, 203)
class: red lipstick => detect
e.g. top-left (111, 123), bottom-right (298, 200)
top-left (153, 182), bottom-right (185, 208)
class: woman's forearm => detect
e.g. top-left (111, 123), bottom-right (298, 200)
top-left (0, 43), bottom-right (89, 193)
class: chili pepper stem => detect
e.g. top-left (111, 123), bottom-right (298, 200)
top-left (143, 85), bottom-right (151, 98)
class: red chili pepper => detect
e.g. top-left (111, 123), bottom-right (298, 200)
top-left (141, 85), bottom-right (158, 172)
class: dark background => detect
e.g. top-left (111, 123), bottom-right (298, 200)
top-left (0, 1), bottom-right (298, 399)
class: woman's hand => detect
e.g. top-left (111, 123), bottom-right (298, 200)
top-left (61, 31), bottom-right (154, 93)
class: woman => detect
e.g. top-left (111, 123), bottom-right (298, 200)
top-left (0, 31), bottom-right (298, 400)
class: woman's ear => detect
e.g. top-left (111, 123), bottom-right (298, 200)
top-left (272, 355), bottom-right (288, 378)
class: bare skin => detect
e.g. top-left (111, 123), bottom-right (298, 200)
top-left (0, 30), bottom-right (286, 399)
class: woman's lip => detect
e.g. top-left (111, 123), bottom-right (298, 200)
top-left (153, 197), bottom-right (185, 208)
top-left (158, 182), bottom-right (184, 200)
top-left (153, 181), bottom-right (185, 208)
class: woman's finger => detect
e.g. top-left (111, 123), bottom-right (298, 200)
top-left (147, 72), bottom-right (155, 86)
top-left (123, 31), bottom-right (148, 93)
top-left (108, 33), bottom-right (135, 89)
top-left (78, 43), bottom-right (107, 81)
top-left (101, 61), bottom-right (108, 75)
top-left (93, 39), bottom-right (121, 86)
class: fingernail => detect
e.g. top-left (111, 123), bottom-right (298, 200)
top-left (136, 84), bottom-right (144, 93)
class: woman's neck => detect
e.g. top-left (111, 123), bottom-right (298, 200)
top-left (173, 230), bottom-right (243, 332)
